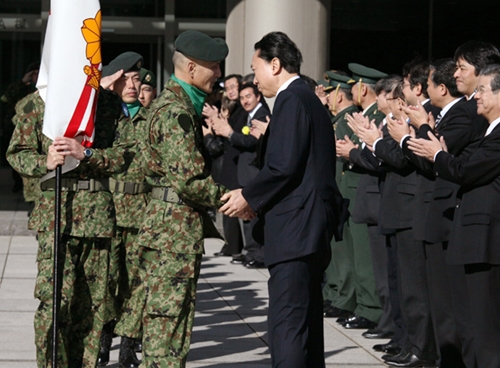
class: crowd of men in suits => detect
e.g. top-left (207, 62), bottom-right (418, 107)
top-left (314, 40), bottom-right (500, 368)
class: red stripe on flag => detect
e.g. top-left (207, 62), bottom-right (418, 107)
top-left (64, 77), bottom-right (92, 138)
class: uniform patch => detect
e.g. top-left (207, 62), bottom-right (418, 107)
top-left (178, 114), bottom-right (191, 133)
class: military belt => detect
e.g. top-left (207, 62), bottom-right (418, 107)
top-left (40, 178), bottom-right (110, 192)
top-left (151, 187), bottom-right (183, 204)
top-left (109, 178), bottom-right (151, 195)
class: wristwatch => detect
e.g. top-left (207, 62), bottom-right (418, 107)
top-left (83, 148), bottom-right (93, 161)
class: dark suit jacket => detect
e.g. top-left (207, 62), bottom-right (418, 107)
top-left (434, 123), bottom-right (500, 265)
top-left (216, 103), bottom-right (246, 190)
top-left (400, 101), bottom-right (440, 240)
top-left (242, 78), bottom-right (343, 266)
top-left (403, 97), bottom-right (488, 243)
top-left (348, 103), bottom-right (385, 225)
top-left (229, 104), bottom-right (271, 187)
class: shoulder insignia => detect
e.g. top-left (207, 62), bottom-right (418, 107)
top-left (178, 113), bottom-right (192, 132)
top-left (24, 100), bottom-right (34, 114)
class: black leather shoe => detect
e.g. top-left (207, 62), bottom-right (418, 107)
top-left (343, 315), bottom-right (378, 329)
top-left (362, 328), bottom-right (394, 339)
top-left (336, 313), bottom-right (355, 324)
top-left (324, 306), bottom-right (351, 318)
top-left (231, 254), bottom-right (246, 264)
top-left (245, 260), bottom-right (266, 269)
top-left (214, 251), bottom-right (232, 257)
top-left (384, 351), bottom-right (437, 367)
top-left (373, 341), bottom-right (401, 355)
top-left (323, 299), bottom-right (332, 313)
top-left (134, 340), bottom-right (142, 352)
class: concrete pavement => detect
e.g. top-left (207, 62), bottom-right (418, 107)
top-left (0, 167), bottom-right (389, 367)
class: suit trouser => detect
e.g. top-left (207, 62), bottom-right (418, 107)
top-left (222, 214), bottom-right (244, 255)
top-left (425, 242), bottom-right (467, 368)
top-left (456, 263), bottom-right (500, 368)
top-left (268, 251), bottom-right (328, 368)
top-left (394, 229), bottom-right (437, 361)
top-left (386, 235), bottom-right (407, 347)
top-left (329, 219), bottom-right (381, 322)
top-left (367, 225), bottom-right (394, 332)
top-left (241, 217), bottom-right (264, 263)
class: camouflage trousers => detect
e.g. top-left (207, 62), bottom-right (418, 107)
top-left (34, 231), bottom-right (110, 368)
top-left (139, 247), bottom-right (202, 368)
top-left (113, 227), bottom-right (146, 338)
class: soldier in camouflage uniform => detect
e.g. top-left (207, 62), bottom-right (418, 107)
top-left (135, 30), bottom-right (229, 367)
top-left (96, 52), bottom-right (149, 368)
top-left (13, 95), bottom-right (42, 207)
top-left (7, 75), bottom-right (133, 367)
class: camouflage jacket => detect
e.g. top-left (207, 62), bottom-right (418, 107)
top-left (7, 89), bottom-right (134, 237)
top-left (111, 105), bottom-right (150, 228)
top-left (138, 78), bottom-right (227, 254)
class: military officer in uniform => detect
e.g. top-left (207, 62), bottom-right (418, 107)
top-left (322, 71), bottom-right (361, 319)
top-left (334, 64), bottom-right (386, 330)
top-left (135, 30), bottom-right (230, 367)
top-left (97, 52), bottom-right (150, 368)
top-left (138, 68), bottom-right (157, 108)
top-left (7, 74), bottom-right (133, 367)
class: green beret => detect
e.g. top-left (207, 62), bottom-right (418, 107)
top-left (347, 63), bottom-right (387, 85)
top-left (324, 71), bottom-right (352, 89)
top-left (174, 30), bottom-right (229, 62)
top-left (140, 68), bottom-right (156, 88)
top-left (103, 52), bottom-right (143, 77)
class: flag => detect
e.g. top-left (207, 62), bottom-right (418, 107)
top-left (37, 0), bottom-right (102, 147)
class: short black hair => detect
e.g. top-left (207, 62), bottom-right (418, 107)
top-left (238, 82), bottom-right (261, 98)
top-left (224, 74), bottom-right (242, 84)
top-left (406, 60), bottom-right (431, 98)
top-left (479, 64), bottom-right (500, 92)
top-left (375, 75), bottom-right (402, 95)
top-left (254, 31), bottom-right (302, 74)
top-left (430, 58), bottom-right (462, 98)
top-left (454, 41), bottom-right (500, 76)
top-left (299, 74), bottom-right (317, 91)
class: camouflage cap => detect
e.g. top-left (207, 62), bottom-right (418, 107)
top-left (140, 68), bottom-right (156, 88)
top-left (347, 63), bottom-right (388, 85)
top-left (102, 52), bottom-right (143, 77)
top-left (325, 71), bottom-right (352, 89)
top-left (174, 30), bottom-right (229, 62)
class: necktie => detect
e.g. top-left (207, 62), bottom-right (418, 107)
top-left (247, 114), bottom-right (252, 126)
top-left (434, 113), bottom-right (442, 127)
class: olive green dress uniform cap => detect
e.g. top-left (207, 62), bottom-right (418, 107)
top-left (140, 68), bottom-right (157, 88)
top-left (174, 30), bottom-right (229, 62)
top-left (316, 79), bottom-right (333, 92)
top-left (325, 71), bottom-right (352, 89)
top-left (347, 63), bottom-right (388, 84)
top-left (102, 51), bottom-right (143, 77)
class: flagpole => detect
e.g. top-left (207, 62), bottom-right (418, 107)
top-left (52, 165), bottom-right (63, 368)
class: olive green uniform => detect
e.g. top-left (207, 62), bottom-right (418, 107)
top-left (136, 78), bottom-right (227, 367)
top-left (7, 89), bottom-right (132, 368)
top-left (330, 103), bottom-right (385, 323)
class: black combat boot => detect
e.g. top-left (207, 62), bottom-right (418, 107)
top-left (119, 336), bottom-right (141, 368)
top-left (97, 322), bottom-right (114, 366)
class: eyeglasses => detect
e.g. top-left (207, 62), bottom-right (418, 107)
top-left (224, 84), bottom-right (238, 91)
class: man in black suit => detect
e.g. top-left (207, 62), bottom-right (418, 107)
top-left (205, 74), bottom-right (246, 258)
top-left (407, 63), bottom-right (500, 368)
top-left (220, 31), bottom-right (343, 367)
top-left (212, 82), bottom-right (270, 267)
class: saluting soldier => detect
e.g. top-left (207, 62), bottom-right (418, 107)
top-left (321, 71), bottom-right (361, 319)
top-left (7, 76), bottom-right (133, 367)
top-left (96, 52), bottom-right (150, 368)
top-left (135, 30), bottom-right (230, 366)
